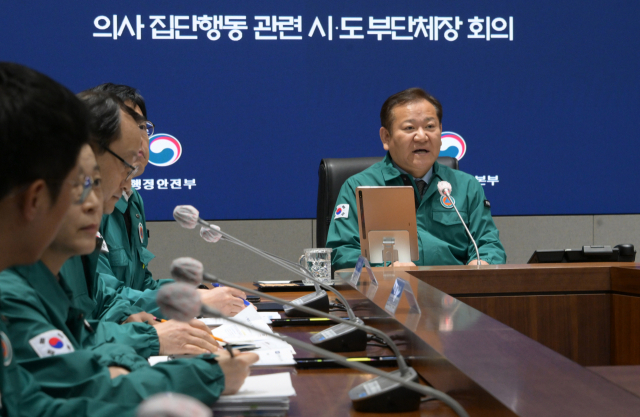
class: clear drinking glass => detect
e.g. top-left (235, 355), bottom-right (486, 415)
top-left (298, 248), bottom-right (333, 285)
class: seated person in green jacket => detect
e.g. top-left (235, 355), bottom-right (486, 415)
top-left (326, 88), bottom-right (506, 269)
top-left (0, 61), bottom-right (141, 416)
top-left (0, 139), bottom-right (258, 407)
top-left (87, 83), bottom-right (250, 319)
top-left (66, 90), bottom-right (223, 357)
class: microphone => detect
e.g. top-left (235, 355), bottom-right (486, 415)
top-left (156, 283), bottom-right (469, 417)
top-left (137, 393), bottom-right (212, 417)
top-left (437, 181), bottom-right (481, 266)
top-left (171, 257), bottom-right (367, 352)
top-left (174, 205), bottom-right (330, 317)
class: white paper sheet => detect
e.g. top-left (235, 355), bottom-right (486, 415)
top-left (212, 305), bottom-right (273, 343)
top-left (216, 372), bottom-right (296, 401)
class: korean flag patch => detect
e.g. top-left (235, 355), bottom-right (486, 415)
top-left (29, 330), bottom-right (74, 358)
top-left (334, 204), bottom-right (349, 219)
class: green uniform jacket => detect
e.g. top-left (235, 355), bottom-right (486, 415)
top-left (98, 189), bottom-right (172, 317)
top-left (326, 153), bottom-right (506, 270)
top-left (0, 263), bottom-right (225, 406)
top-left (60, 248), bottom-right (160, 358)
top-left (1, 311), bottom-right (137, 417)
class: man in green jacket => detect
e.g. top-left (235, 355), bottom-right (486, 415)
top-left (90, 83), bottom-right (249, 318)
top-left (0, 62), bottom-right (137, 416)
top-left (326, 88), bottom-right (506, 270)
top-left (0, 133), bottom-right (257, 407)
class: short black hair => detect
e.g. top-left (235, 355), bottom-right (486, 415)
top-left (380, 88), bottom-right (443, 132)
top-left (88, 83), bottom-right (147, 118)
top-left (77, 90), bottom-right (145, 155)
top-left (0, 62), bottom-right (90, 201)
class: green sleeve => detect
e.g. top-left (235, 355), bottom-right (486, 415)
top-left (1, 282), bottom-right (226, 406)
top-left (84, 320), bottom-right (160, 359)
top-left (2, 316), bottom-right (136, 417)
top-left (465, 180), bottom-right (506, 265)
top-left (99, 272), bottom-right (167, 319)
top-left (97, 250), bottom-right (172, 319)
top-left (7, 361), bottom-right (137, 417)
top-left (20, 354), bottom-right (226, 406)
top-left (0, 281), bottom-right (149, 375)
top-left (93, 273), bottom-right (144, 323)
top-left (326, 178), bottom-right (364, 270)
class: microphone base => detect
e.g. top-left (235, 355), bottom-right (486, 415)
top-left (309, 318), bottom-right (368, 352)
top-left (283, 290), bottom-right (330, 317)
top-left (349, 367), bottom-right (422, 413)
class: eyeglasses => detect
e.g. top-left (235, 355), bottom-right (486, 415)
top-left (102, 146), bottom-right (139, 181)
top-left (140, 121), bottom-right (154, 137)
top-left (75, 175), bottom-right (102, 204)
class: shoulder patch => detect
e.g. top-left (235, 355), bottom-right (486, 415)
top-left (334, 204), bottom-right (350, 219)
top-left (28, 330), bottom-right (74, 358)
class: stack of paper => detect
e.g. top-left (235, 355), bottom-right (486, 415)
top-left (211, 372), bottom-right (296, 416)
top-left (198, 311), bottom-right (280, 327)
top-left (149, 307), bottom-right (296, 367)
top-left (212, 306), bottom-right (296, 366)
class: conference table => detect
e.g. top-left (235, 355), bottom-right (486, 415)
top-left (246, 262), bottom-right (640, 416)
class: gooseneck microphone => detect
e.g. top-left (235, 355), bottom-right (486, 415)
top-left (171, 257), bottom-right (368, 352)
top-left (437, 181), bottom-right (481, 266)
top-left (174, 205), bottom-right (329, 315)
top-left (156, 283), bottom-right (469, 417)
top-left (196, 216), bottom-right (370, 351)
top-left (177, 205), bottom-right (361, 321)
top-left (137, 393), bottom-right (212, 417)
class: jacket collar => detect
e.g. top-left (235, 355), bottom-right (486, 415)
top-left (114, 194), bottom-right (128, 214)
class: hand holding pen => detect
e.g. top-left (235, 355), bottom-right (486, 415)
top-left (198, 284), bottom-right (252, 316)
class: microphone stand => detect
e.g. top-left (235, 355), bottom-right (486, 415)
top-left (170, 260), bottom-right (402, 371)
top-left (197, 222), bottom-right (369, 350)
top-left (442, 190), bottom-right (481, 267)
top-left (191, 218), bottom-right (331, 316)
top-left (205, 272), bottom-right (373, 352)
top-left (198, 304), bottom-right (468, 417)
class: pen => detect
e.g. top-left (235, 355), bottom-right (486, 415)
top-left (295, 356), bottom-right (413, 369)
top-left (270, 317), bottom-right (388, 327)
top-left (225, 343), bottom-right (235, 358)
top-left (213, 283), bottom-right (250, 306)
top-left (153, 317), bottom-right (167, 323)
top-left (228, 344), bottom-right (259, 352)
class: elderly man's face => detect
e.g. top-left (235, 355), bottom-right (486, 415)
top-left (380, 99), bottom-right (442, 179)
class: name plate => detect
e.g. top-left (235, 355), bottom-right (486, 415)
top-left (384, 278), bottom-right (420, 315)
top-left (350, 255), bottom-right (378, 287)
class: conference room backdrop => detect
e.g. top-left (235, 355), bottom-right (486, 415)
top-left (2, 1), bottom-right (638, 221)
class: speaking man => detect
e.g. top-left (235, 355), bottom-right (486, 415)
top-left (326, 87), bottom-right (506, 270)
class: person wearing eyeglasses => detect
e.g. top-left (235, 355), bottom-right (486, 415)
top-left (65, 91), bottom-right (225, 355)
top-left (0, 62), bottom-right (141, 417)
top-left (88, 84), bottom-right (250, 321)
top-left (0, 141), bottom-right (257, 408)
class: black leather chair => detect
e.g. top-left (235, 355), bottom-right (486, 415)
top-left (316, 156), bottom-right (459, 248)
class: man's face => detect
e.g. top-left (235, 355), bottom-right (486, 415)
top-left (380, 99), bottom-right (442, 178)
top-left (18, 153), bottom-right (85, 265)
top-left (125, 101), bottom-right (150, 178)
top-left (33, 166), bottom-right (82, 260)
top-left (94, 109), bottom-right (142, 214)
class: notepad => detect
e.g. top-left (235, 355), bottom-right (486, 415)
top-left (217, 372), bottom-right (296, 401)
